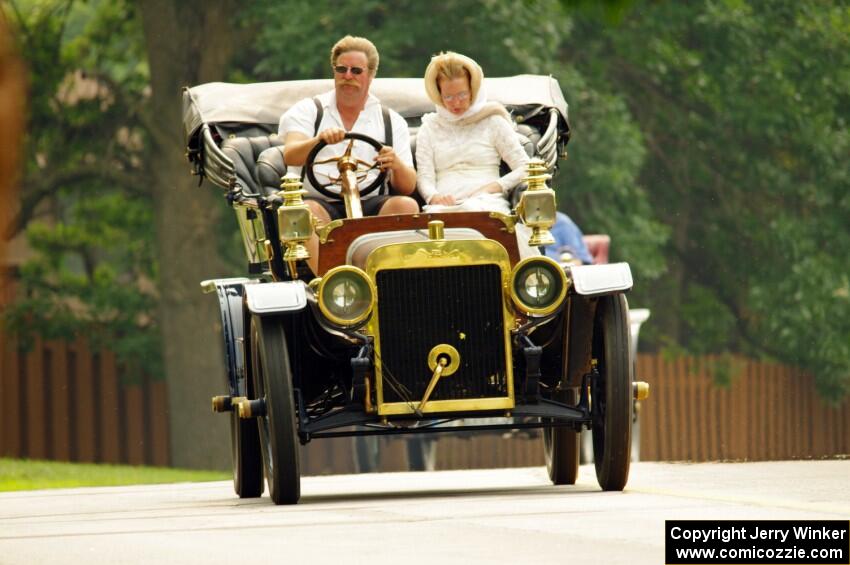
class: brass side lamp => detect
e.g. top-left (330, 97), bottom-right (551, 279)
top-left (516, 158), bottom-right (557, 247)
top-left (277, 173), bottom-right (314, 276)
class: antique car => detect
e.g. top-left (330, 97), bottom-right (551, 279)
top-left (182, 76), bottom-right (649, 505)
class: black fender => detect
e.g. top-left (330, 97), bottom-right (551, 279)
top-left (202, 277), bottom-right (256, 396)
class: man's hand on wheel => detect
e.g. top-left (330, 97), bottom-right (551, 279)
top-left (377, 146), bottom-right (400, 172)
top-left (318, 128), bottom-right (346, 145)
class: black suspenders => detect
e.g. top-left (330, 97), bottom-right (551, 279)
top-left (379, 104), bottom-right (392, 195)
top-left (305, 97), bottom-right (393, 193)
top-left (312, 97), bottom-right (324, 136)
top-left (299, 97), bottom-right (325, 182)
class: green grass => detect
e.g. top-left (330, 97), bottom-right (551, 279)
top-left (0, 458), bottom-right (229, 492)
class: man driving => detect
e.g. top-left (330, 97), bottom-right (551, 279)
top-left (279, 35), bottom-right (418, 228)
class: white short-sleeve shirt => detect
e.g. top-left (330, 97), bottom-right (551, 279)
top-left (278, 90), bottom-right (413, 201)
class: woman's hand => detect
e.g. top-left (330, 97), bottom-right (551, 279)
top-left (476, 181), bottom-right (503, 195)
top-left (429, 194), bottom-right (457, 206)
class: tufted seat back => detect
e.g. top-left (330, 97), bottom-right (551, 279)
top-left (256, 144), bottom-right (288, 195)
top-left (219, 134), bottom-right (284, 195)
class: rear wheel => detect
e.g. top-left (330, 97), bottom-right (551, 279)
top-left (250, 315), bottom-right (300, 504)
top-left (230, 410), bottom-right (263, 498)
top-left (591, 294), bottom-right (633, 491)
top-left (222, 301), bottom-right (265, 498)
top-left (543, 388), bottom-right (580, 485)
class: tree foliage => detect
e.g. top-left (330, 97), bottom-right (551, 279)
top-left (568, 0), bottom-right (850, 396)
top-left (243, 0), bottom-right (666, 281)
top-left (3, 0), bottom-right (158, 381)
top-left (4, 0), bottom-right (848, 449)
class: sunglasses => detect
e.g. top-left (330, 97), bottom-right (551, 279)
top-left (333, 65), bottom-right (366, 75)
top-left (441, 91), bottom-right (470, 103)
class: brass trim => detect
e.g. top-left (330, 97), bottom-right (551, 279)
top-left (317, 219), bottom-right (345, 244)
top-left (634, 381), bottom-right (650, 401)
top-left (211, 395), bottom-right (225, 412)
top-left (364, 374), bottom-right (375, 414)
top-left (212, 395), bottom-right (245, 413)
top-left (363, 239), bottom-right (511, 276)
top-left (307, 277), bottom-right (322, 294)
top-left (508, 256), bottom-right (569, 316)
top-left (363, 239), bottom-right (515, 416)
top-left (278, 174), bottom-right (314, 263)
top-left (235, 398), bottom-right (251, 418)
top-left (380, 397), bottom-right (514, 416)
top-left (340, 169), bottom-right (363, 219)
top-left (525, 158), bottom-right (553, 188)
top-left (316, 265), bottom-right (376, 327)
top-left (517, 158), bottom-right (557, 246)
top-left (234, 206), bottom-right (269, 264)
top-left (418, 361), bottom-right (445, 412)
top-left (426, 344), bottom-right (460, 377)
top-left (488, 211), bottom-right (517, 234)
top-left (427, 220), bottom-right (445, 240)
top-left (418, 344), bottom-right (462, 412)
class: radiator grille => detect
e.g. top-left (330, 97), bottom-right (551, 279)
top-left (376, 264), bottom-right (508, 403)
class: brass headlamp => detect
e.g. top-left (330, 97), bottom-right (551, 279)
top-left (516, 158), bottom-right (556, 247)
top-left (277, 173), bottom-right (314, 272)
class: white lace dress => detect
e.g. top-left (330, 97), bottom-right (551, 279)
top-left (416, 112), bottom-right (530, 214)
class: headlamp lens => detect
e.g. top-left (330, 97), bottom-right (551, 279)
top-left (319, 267), bottom-right (374, 326)
top-left (521, 266), bottom-right (555, 305)
top-left (511, 258), bottom-right (566, 315)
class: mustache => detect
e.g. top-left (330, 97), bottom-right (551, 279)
top-left (339, 80), bottom-right (360, 87)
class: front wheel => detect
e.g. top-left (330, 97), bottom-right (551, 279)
top-left (591, 294), bottom-right (633, 491)
top-left (543, 388), bottom-right (579, 485)
top-left (250, 315), bottom-right (300, 504)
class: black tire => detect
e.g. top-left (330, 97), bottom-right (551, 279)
top-left (250, 315), bottom-right (300, 504)
top-left (230, 410), bottom-right (263, 498)
top-left (591, 294), bottom-right (633, 491)
top-left (543, 388), bottom-right (580, 485)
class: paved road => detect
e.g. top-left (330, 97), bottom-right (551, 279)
top-left (1, 460), bottom-right (848, 565)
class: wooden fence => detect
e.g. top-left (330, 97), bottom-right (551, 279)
top-left (0, 333), bottom-right (170, 467)
top-left (427, 354), bottom-right (850, 470)
top-left (635, 354), bottom-right (850, 461)
top-left (2, 336), bottom-right (848, 474)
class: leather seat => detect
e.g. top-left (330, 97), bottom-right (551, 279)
top-left (256, 144), bottom-right (288, 195)
top-left (219, 134), bottom-right (284, 195)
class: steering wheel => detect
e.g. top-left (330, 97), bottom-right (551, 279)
top-left (304, 132), bottom-right (388, 200)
